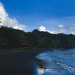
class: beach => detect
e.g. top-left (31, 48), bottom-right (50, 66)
top-left (0, 49), bottom-right (50, 75)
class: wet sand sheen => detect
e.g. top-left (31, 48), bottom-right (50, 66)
top-left (0, 50), bottom-right (34, 75)
top-left (0, 49), bottom-right (49, 75)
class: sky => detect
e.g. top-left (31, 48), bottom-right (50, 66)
top-left (0, 0), bottom-right (75, 34)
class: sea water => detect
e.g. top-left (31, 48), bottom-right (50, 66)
top-left (35, 49), bottom-right (75, 75)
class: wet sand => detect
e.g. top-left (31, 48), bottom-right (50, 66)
top-left (0, 49), bottom-right (50, 75)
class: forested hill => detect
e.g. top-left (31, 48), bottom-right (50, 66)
top-left (0, 26), bottom-right (75, 49)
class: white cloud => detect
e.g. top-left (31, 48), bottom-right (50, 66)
top-left (57, 24), bottom-right (64, 28)
top-left (69, 26), bottom-right (75, 30)
top-left (54, 24), bottom-right (75, 34)
top-left (53, 24), bottom-right (65, 34)
top-left (38, 17), bottom-right (75, 34)
top-left (47, 30), bottom-right (55, 34)
top-left (0, 2), bottom-right (27, 31)
top-left (39, 26), bottom-right (46, 31)
top-left (39, 26), bottom-right (55, 34)
top-left (71, 32), bottom-right (75, 35)
top-left (39, 24), bottom-right (75, 34)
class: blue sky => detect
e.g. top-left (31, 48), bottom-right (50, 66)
top-left (0, 0), bottom-right (75, 34)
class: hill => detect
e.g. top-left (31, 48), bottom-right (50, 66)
top-left (0, 26), bottom-right (75, 49)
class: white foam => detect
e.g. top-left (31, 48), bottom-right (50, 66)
top-left (57, 62), bottom-right (75, 74)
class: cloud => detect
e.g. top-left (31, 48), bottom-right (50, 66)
top-left (54, 24), bottom-right (75, 34)
top-left (38, 22), bottom-right (75, 34)
top-left (47, 30), bottom-right (55, 34)
top-left (57, 24), bottom-right (64, 28)
top-left (69, 25), bottom-right (75, 30)
top-left (38, 17), bottom-right (75, 34)
top-left (68, 25), bottom-right (75, 34)
top-left (0, 2), bottom-right (27, 31)
top-left (71, 32), bottom-right (75, 35)
top-left (53, 24), bottom-right (66, 33)
top-left (39, 25), bottom-right (66, 34)
top-left (39, 26), bottom-right (46, 31)
top-left (39, 26), bottom-right (55, 34)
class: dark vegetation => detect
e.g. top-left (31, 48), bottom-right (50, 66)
top-left (0, 26), bottom-right (75, 49)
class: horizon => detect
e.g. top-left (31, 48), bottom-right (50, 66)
top-left (0, 0), bottom-right (75, 34)
top-left (0, 25), bottom-right (74, 35)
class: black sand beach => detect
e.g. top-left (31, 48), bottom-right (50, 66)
top-left (0, 49), bottom-right (49, 75)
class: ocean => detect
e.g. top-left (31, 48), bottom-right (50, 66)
top-left (35, 49), bottom-right (75, 75)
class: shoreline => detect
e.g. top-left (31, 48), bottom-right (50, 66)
top-left (0, 49), bottom-right (52, 75)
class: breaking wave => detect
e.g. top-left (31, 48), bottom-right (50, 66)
top-left (35, 49), bottom-right (75, 75)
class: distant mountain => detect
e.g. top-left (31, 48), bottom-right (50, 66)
top-left (0, 26), bottom-right (75, 49)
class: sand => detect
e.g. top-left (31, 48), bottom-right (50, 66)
top-left (0, 49), bottom-right (50, 75)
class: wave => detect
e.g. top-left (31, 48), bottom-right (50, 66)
top-left (57, 62), bottom-right (75, 74)
top-left (35, 49), bottom-right (75, 75)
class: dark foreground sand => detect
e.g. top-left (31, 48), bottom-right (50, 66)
top-left (0, 49), bottom-right (50, 75)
